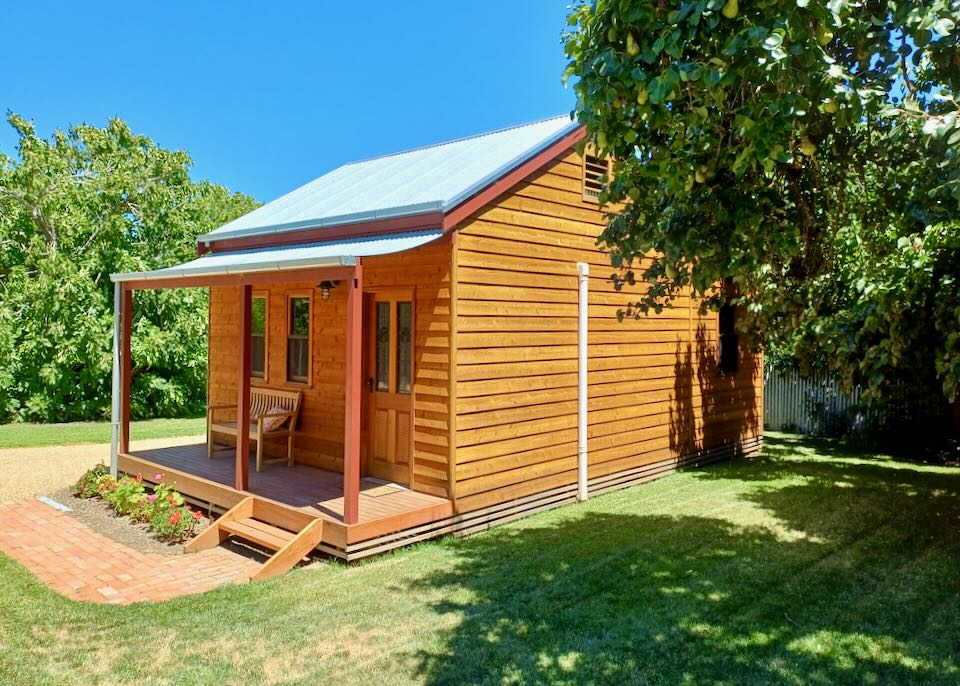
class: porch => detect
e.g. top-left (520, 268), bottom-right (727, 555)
top-left (119, 442), bottom-right (452, 555)
top-left (108, 230), bottom-right (455, 561)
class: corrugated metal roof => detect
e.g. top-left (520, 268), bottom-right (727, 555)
top-left (111, 230), bottom-right (443, 283)
top-left (198, 114), bottom-right (578, 243)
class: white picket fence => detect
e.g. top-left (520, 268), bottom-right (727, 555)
top-left (764, 368), bottom-right (867, 435)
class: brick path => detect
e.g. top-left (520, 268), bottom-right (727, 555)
top-left (0, 499), bottom-right (261, 604)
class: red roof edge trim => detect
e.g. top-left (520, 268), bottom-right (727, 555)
top-left (200, 211), bottom-right (446, 255)
top-left (441, 126), bottom-right (587, 230)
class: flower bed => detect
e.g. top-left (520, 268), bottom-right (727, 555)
top-left (73, 465), bottom-right (206, 542)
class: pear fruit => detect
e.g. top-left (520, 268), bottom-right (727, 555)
top-left (626, 32), bottom-right (640, 56)
top-left (637, 87), bottom-right (649, 105)
top-left (815, 24), bottom-right (833, 46)
top-left (799, 137), bottom-right (817, 156)
top-left (607, 26), bottom-right (617, 43)
top-left (665, 263), bottom-right (679, 280)
top-left (823, 99), bottom-right (839, 114)
top-left (597, 131), bottom-right (608, 151)
top-left (721, 0), bottom-right (739, 19)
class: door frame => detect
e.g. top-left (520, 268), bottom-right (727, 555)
top-left (361, 286), bottom-right (416, 487)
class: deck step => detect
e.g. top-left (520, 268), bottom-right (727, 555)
top-left (220, 517), bottom-right (294, 552)
top-left (184, 495), bottom-right (325, 581)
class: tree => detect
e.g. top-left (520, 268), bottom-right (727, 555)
top-left (563, 0), bottom-right (960, 426)
top-left (0, 114), bottom-right (258, 422)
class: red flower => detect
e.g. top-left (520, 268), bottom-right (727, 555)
top-left (135, 474), bottom-right (143, 483)
top-left (169, 511), bottom-right (182, 525)
top-left (192, 510), bottom-right (203, 521)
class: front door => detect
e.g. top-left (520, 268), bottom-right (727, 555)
top-left (365, 289), bottom-right (414, 485)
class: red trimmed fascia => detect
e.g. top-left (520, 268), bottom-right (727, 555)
top-left (441, 125), bottom-right (586, 230)
top-left (199, 212), bottom-right (445, 255)
top-left (199, 125), bottom-right (586, 255)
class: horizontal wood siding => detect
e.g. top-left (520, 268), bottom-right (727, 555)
top-left (453, 151), bottom-right (763, 512)
top-left (207, 236), bottom-right (452, 498)
top-left (363, 236), bottom-right (453, 498)
top-left (209, 281), bottom-right (348, 471)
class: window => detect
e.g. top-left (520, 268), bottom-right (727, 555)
top-left (396, 301), bottom-right (412, 394)
top-left (287, 295), bottom-right (311, 383)
top-left (250, 295), bottom-right (267, 379)
top-left (718, 279), bottom-right (739, 374)
top-left (582, 145), bottom-right (610, 203)
top-left (375, 301), bottom-right (390, 391)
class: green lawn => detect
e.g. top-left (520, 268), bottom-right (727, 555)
top-left (0, 417), bottom-right (206, 449)
top-left (1, 432), bottom-right (958, 685)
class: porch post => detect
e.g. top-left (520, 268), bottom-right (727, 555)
top-left (236, 283), bottom-right (252, 491)
top-left (109, 282), bottom-right (122, 477)
top-left (120, 286), bottom-right (133, 455)
top-left (343, 260), bottom-right (363, 525)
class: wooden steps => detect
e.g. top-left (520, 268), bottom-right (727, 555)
top-left (185, 496), bottom-right (324, 582)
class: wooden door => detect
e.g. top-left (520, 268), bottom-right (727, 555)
top-left (365, 289), bottom-right (414, 485)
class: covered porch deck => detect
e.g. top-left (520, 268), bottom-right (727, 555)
top-left (119, 442), bottom-right (452, 556)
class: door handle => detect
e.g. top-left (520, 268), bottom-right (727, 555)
top-left (366, 378), bottom-right (374, 392)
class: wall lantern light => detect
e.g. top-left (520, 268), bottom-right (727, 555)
top-left (318, 280), bottom-right (339, 301)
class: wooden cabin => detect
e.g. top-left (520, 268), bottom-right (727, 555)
top-left (109, 115), bottom-right (762, 563)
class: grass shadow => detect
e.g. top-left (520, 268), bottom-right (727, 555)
top-left (411, 437), bottom-right (960, 685)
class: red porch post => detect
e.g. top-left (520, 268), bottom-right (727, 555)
top-left (343, 260), bottom-right (363, 525)
top-left (236, 283), bottom-right (252, 491)
top-left (119, 286), bottom-right (133, 454)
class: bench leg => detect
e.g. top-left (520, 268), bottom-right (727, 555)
top-left (207, 426), bottom-right (214, 459)
top-left (256, 435), bottom-right (263, 473)
top-left (287, 433), bottom-right (294, 467)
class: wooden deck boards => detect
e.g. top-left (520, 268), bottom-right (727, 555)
top-left (120, 442), bottom-right (452, 550)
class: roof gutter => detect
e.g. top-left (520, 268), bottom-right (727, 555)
top-left (111, 255), bottom-right (356, 283)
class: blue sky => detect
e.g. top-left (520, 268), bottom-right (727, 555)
top-left (2, 2), bottom-right (576, 202)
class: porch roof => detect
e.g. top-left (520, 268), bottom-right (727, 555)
top-left (110, 229), bottom-right (442, 283)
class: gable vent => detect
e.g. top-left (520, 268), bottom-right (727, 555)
top-left (582, 148), bottom-right (608, 203)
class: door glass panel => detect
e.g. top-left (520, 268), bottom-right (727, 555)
top-left (396, 302), bottom-right (412, 394)
top-left (375, 301), bottom-right (390, 391)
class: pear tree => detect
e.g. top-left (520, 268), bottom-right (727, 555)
top-left (563, 0), bottom-right (960, 428)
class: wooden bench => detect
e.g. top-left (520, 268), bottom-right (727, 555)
top-left (207, 388), bottom-right (303, 472)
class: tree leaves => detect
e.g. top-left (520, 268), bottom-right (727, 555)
top-left (0, 115), bottom-right (258, 422)
top-left (563, 0), bottom-right (960, 408)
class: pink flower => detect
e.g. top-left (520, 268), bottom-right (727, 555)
top-left (154, 473), bottom-right (163, 481)
top-left (146, 494), bottom-right (157, 502)
top-left (192, 510), bottom-right (203, 521)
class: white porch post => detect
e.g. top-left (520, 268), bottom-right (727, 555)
top-left (110, 281), bottom-right (121, 477)
top-left (577, 262), bottom-right (589, 501)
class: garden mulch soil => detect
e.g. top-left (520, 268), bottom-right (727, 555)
top-left (48, 487), bottom-right (210, 557)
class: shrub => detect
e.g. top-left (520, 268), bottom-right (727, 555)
top-left (72, 463), bottom-right (110, 498)
top-left (105, 474), bottom-right (147, 515)
top-left (70, 468), bottom-right (206, 543)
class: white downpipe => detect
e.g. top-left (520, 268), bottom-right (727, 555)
top-left (109, 282), bottom-right (121, 477)
top-left (577, 262), bottom-right (589, 501)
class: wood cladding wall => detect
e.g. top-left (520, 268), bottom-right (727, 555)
top-left (206, 235), bottom-right (453, 498)
top-left (452, 150), bottom-right (763, 512)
